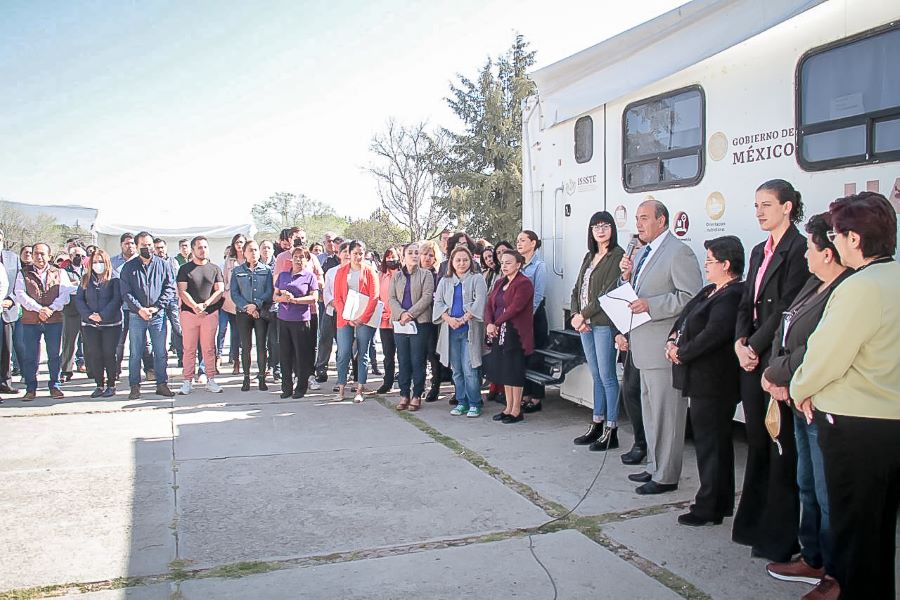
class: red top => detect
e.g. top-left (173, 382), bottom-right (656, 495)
top-left (333, 263), bottom-right (380, 328)
top-left (485, 272), bottom-right (535, 355)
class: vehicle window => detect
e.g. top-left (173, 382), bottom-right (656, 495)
top-left (574, 116), bottom-right (593, 164)
top-left (623, 87), bottom-right (704, 191)
top-left (798, 25), bottom-right (900, 170)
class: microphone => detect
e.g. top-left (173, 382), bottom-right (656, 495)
top-left (624, 234), bottom-right (639, 259)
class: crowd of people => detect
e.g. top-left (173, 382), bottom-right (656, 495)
top-left (0, 183), bottom-right (896, 599)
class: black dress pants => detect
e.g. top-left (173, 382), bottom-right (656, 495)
top-left (279, 320), bottom-right (313, 396)
top-left (236, 312), bottom-right (269, 378)
top-left (621, 351), bottom-right (645, 449)
top-left (732, 368), bottom-right (799, 562)
top-left (688, 394), bottom-right (737, 520)
top-left (82, 324), bottom-right (122, 387)
top-left (817, 411), bottom-right (900, 599)
top-left (379, 327), bottom-right (396, 387)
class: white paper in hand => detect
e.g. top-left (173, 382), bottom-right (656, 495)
top-left (343, 289), bottom-right (383, 328)
top-left (393, 320), bottom-right (418, 335)
top-left (598, 282), bottom-right (651, 333)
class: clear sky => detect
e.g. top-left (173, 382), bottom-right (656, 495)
top-left (0, 0), bottom-right (685, 228)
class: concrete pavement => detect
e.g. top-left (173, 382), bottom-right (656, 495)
top-left (1, 356), bottom-right (890, 599)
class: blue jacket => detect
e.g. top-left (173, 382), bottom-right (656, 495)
top-left (75, 276), bottom-right (123, 326)
top-left (231, 262), bottom-right (274, 312)
top-left (119, 255), bottom-right (176, 313)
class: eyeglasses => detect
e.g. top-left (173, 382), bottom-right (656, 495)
top-left (704, 259), bottom-right (722, 265)
top-left (591, 223), bottom-right (612, 232)
top-left (826, 229), bottom-right (840, 242)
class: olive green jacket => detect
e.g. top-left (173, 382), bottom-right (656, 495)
top-left (569, 246), bottom-right (625, 327)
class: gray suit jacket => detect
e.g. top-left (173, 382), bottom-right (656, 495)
top-left (629, 233), bottom-right (702, 370)
top-left (1, 249), bottom-right (20, 323)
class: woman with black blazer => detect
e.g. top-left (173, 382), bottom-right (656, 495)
top-left (732, 179), bottom-right (809, 562)
top-left (760, 213), bottom-right (851, 588)
top-left (74, 249), bottom-right (123, 398)
top-left (667, 236), bottom-right (745, 527)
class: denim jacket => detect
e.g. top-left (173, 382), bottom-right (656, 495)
top-left (230, 262), bottom-right (274, 312)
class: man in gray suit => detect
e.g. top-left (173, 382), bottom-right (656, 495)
top-left (0, 229), bottom-right (21, 395)
top-left (616, 200), bottom-right (701, 494)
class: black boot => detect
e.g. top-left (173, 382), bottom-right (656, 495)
top-left (241, 377), bottom-right (251, 392)
top-left (574, 422), bottom-right (603, 445)
top-left (424, 384), bottom-right (440, 403)
top-left (620, 443), bottom-right (647, 465)
top-left (589, 425), bottom-right (619, 451)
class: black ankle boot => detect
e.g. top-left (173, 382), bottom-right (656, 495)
top-left (574, 422), bottom-right (603, 445)
top-left (241, 377), bottom-right (251, 392)
top-left (589, 425), bottom-right (619, 451)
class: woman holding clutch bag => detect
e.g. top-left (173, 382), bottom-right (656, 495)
top-left (333, 240), bottom-right (380, 403)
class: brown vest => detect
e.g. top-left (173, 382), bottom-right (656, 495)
top-left (20, 265), bottom-right (65, 325)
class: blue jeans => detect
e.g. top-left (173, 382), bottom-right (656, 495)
top-left (129, 313), bottom-right (169, 386)
top-left (580, 326), bottom-right (619, 422)
top-left (216, 310), bottom-right (239, 360)
top-left (336, 324), bottom-right (375, 385)
top-left (394, 327), bottom-right (427, 398)
top-left (449, 328), bottom-right (481, 408)
top-left (21, 321), bottom-right (63, 391)
top-left (795, 411), bottom-right (831, 572)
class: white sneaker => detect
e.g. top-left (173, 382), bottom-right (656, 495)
top-left (179, 381), bottom-right (192, 395)
top-left (308, 376), bottom-right (321, 391)
top-left (206, 378), bottom-right (223, 393)
top-left (196, 373), bottom-right (208, 384)
top-left (353, 393), bottom-right (365, 403)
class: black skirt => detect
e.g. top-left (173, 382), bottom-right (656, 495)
top-left (484, 322), bottom-right (527, 387)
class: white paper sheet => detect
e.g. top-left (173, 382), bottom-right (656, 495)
top-left (392, 320), bottom-right (418, 335)
top-left (342, 289), bottom-right (383, 328)
top-left (598, 282), bottom-right (651, 333)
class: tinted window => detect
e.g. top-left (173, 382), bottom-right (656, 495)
top-left (574, 116), bottom-right (593, 163)
top-left (798, 25), bottom-right (900, 169)
top-left (623, 87), bottom-right (704, 191)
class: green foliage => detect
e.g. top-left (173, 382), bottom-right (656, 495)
top-left (250, 192), bottom-right (336, 234)
top-left (0, 200), bottom-right (91, 252)
top-left (438, 35), bottom-right (536, 242)
top-left (342, 208), bottom-right (409, 253)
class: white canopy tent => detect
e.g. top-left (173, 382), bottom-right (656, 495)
top-left (93, 221), bottom-right (256, 263)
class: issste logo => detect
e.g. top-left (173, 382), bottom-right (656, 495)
top-left (673, 211), bottom-right (690, 238)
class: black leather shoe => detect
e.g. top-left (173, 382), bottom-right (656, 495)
top-left (589, 426), bottom-right (619, 451)
top-left (628, 471), bottom-right (652, 483)
top-left (315, 372), bottom-right (328, 383)
top-left (501, 413), bottom-right (524, 424)
top-left (620, 445), bottom-right (647, 465)
top-left (677, 512), bottom-right (722, 527)
top-left (280, 391), bottom-right (291, 399)
top-left (636, 481), bottom-right (678, 495)
top-left (258, 379), bottom-right (268, 391)
top-left (241, 377), bottom-right (251, 392)
top-left (492, 412), bottom-right (509, 421)
top-left (90, 386), bottom-right (104, 398)
top-left (574, 422), bottom-right (603, 445)
top-left (376, 383), bottom-right (392, 394)
top-left (522, 400), bottom-right (542, 413)
top-left (424, 386), bottom-right (440, 402)
top-left (292, 388), bottom-right (306, 399)
top-left (448, 394), bottom-right (457, 406)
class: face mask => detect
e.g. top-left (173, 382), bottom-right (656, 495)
top-left (384, 260), bottom-right (400, 270)
top-left (92, 263), bottom-right (106, 275)
top-left (71, 255), bottom-right (83, 267)
top-left (139, 247), bottom-right (152, 259)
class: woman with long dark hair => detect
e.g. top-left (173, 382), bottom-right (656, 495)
top-left (516, 230), bottom-right (547, 412)
top-left (274, 247), bottom-right (319, 398)
top-left (232, 240), bottom-right (274, 391)
top-left (732, 178), bottom-right (808, 562)
top-left (74, 249), bottom-right (123, 397)
top-left (570, 211), bottom-right (625, 450)
top-left (376, 246), bottom-right (401, 394)
top-left (219, 233), bottom-right (246, 373)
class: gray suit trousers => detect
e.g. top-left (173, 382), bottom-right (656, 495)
top-left (640, 366), bottom-right (688, 485)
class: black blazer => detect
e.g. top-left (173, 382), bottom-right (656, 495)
top-left (671, 281), bottom-right (744, 399)
top-left (734, 224), bottom-right (808, 361)
top-left (764, 271), bottom-right (853, 389)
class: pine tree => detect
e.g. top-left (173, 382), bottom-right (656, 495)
top-left (439, 35), bottom-right (536, 241)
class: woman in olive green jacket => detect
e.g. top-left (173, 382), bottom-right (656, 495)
top-left (569, 211), bottom-right (625, 450)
